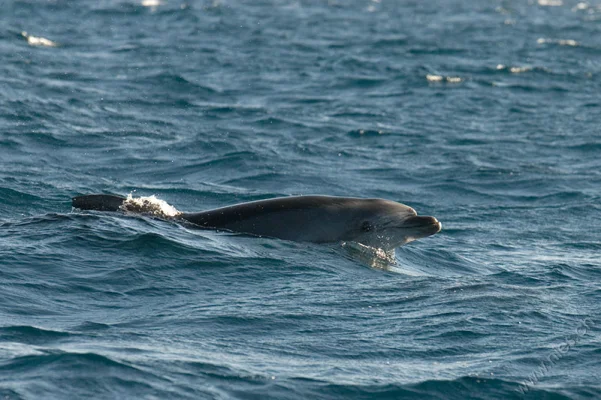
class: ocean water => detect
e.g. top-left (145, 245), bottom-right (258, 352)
top-left (1, 0), bottom-right (601, 398)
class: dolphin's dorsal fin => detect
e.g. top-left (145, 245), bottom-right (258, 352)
top-left (72, 194), bottom-right (126, 212)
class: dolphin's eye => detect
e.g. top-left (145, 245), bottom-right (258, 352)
top-left (361, 221), bottom-right (373, 232)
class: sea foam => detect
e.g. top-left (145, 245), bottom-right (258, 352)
top-left (120, 194), bottom-right (181, 218)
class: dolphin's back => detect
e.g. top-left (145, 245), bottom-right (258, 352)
top-left (181, 196), bottom-right (358, 242)
top-left (182, 196), bottom-right (349, 226)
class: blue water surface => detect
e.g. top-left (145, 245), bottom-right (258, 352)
top-left (1, 0), bottom-right (601, 398)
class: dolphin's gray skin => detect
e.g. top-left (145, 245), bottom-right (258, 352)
top-left (72, 194), bottom-right (441, 251)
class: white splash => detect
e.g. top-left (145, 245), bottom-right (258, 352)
top-left (426, 74), bottom-right (443, 82)
top-left (497, 64), bottom-right (532, 73)
top-left (21, 31), bottom-right (57, 47)
top-left (120, 194), bottom-right (181, 218)
top-left (572, 2), bottom-right (589, 10)
top-left (141, 0), bottom-right (161, 6)
top-left (538, 0), bottom-right (563, 6)
top-left (427, 74), bottom-right (463, 83)
top-left (341, 241), bottom-right (396, 269)
top-left (511, 66), bottom-right (531, 73)
top-left (537, 38), bottom-right (579, 46)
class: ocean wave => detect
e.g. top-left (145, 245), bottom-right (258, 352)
top-left (132, 72), bottom-right (220, 95)
top-left (0, 326), bottom-right (70, 345)
top-left (230, 376), bottom-right (579, 400)
top-left (0, 350), bottom-right (182, 399)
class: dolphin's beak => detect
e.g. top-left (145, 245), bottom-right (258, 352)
top-left (404, 215), bottom-right (441, 235)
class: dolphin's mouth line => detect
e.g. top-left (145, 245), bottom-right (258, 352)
top-left (403, 223), bottom-right (438, 227)
top-left (401, 222), bottom-right (441, 229)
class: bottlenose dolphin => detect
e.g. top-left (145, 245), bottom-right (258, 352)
top-left (72, 194), bottom-right (441, 251)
